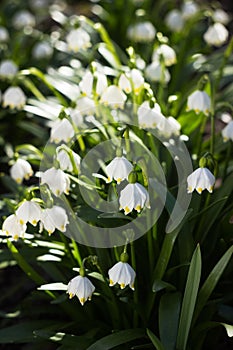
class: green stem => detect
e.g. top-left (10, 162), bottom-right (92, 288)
top-left (71, 239), bottom-right (82, 266)
top-left (130, 242), bottom-right (139, 328)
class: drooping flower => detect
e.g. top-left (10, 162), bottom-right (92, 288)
top-left (119, 180), bottom-right (150, 214)
top-left (181, 1), bottom-right (199, 20)
top-left (105, 156), bottom-right (133, 184)
top-left (67, 274), bottom-right (95, 305)
top-left (165, 10), bottom-right (184, 32)
top-left (32, 41), bottom-right (53, 59)
top-left (152, 44), bottom-right (177, 66)
top-left (40, 167), bottom-right (70, 196)
top-left (145, 61), bottom-right (170, 83)
top-left (41, 205), bottom-right (69, 234)
top-left (2, 214), bottom-right (26, 240)
top-left (222, 120), bottom-right (233, 142)
top-left (212, 9), bottom-right (229, 25)
top-left (3, 87), bottom-right (26, 109)
top-left (187, 90), bottom-right (211, 116)
top-left (12, 10), bottom-right (36, 29)
top-left (0, 26), bottom-right (9, 42)
top-left (56, 146), bottom-right (81, 172)
top-left (16, 200), bottom-right (42, 226)
top-left (118, 74), bottom-right (132, 94)
top-left (66, 28), bottom-right (91, 52)
top-left (80, 71), bottom-right (108, 97)
top-left (50, 118), bottom-right (74, 144)
top-left (131, 69), bottom-right (145, 94)
top-left (10, 159), bottom-right (33, 184)
top-left (100, 85), bottom-right (126, 109)
top-left (0, 60), bottom-right (18, 78)
top-left (76, 96), bottom-right (96, 115)
top-left (204, 23), bottom-right (228, 47)
top-left (127, 21), bottom-right (156, 43)
top-left (138, 101), bottom-right (164, 129)
top-left (157, 116), bottom-right (181, 138)
top-left (187, 167), bottom-right (215, 194)
top-left (108, 260), bottom-right (136, 290)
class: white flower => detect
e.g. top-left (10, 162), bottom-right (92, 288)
top-left (213, 9), bottom-right (229, 25)
top-left (145, 61), bottom-right (170, 83)
top-left (41, 167), bottom-right (70, 196)
top-left (138, 101), bottom-right (164, 128)
top-left (187, 167), bottom-right (215, 194)
top-left (100, 85), bottom-right (126, 109)
top-left (2, 214), bottom-right (26, 240)
top-left (157, 116), bottom-right (181, 137)
top-left (119, 74), bottom-right (132, 94)
top-left (3, 87), bottom-right (26, 109)
top-left (70, 108), bottom-right (84, 126)
top-left (119, 182), bottom-right (150, 214)
top-left (165, 10), bottom-right (184, 32)
top-left (127, 21), bottom-right (156, 43)
top-left (67, 275), bottom-right (95, 305)
top-left (56, 146), bottom-right (81, 172)
top-left (50, 118), bottom-right (74, 144)
top-left (32, 41), bottom-right (53, 59)
top-left (13, 10), bottom-right (36, 29)
top-left (0, 60), bottom-right (18, 78)
top-left (0, 26), bottom-right (9, 42)
top-left (66, 28), bottom-right (91, 52)
top-left (41, 205), bottom-right (69, 234)
top-left (80, 71), bottom-right (108, 97)
top-left (131, 69), bottom-right (144, 94)
top-left (105, 156), bottom-right (133, 184)
top-left (181, 1), bottom-right (199, 20)
top-left (16, 200), bottom-right (41, 226)
top-left (77, 96), bottom-right (96, 115)
top-left (222, 120), bottom-right (233, 142)
top-left (10, 159), bottom-right (33, 184)
top-left (204, 23), bottom-right (228, 47)
top-left (187, 90), bottom-right (211, 116)
top-left (108, 261), bottom-right (136, 290)
top-left (152, 44), bottom-right (176, 66)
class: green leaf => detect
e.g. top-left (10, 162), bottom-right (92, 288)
top-left (146, 329), bottom-right (165, 350)
top-left (38, 282), bottom-right (67, 291)
top-left (176, 245), bottom-right (202, 350)
top-left (152, 280), bottom-right (176, 293)
top-left (159, 293), bottom-right (182, 350)
top-left (193, 245), bottom-right (233, 324)
top-left (87, 329), bottom-right (145, 350)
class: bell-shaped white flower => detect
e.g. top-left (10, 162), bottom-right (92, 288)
top-left (187, 167), bottom-right (215, 194)
top-left (119, 180), bottom-right (150, 214)
top-left (3, 86), bottom-right (26, 109)
top-left (204, 23), bottom-right (228, 47)
top-left (16, 200), bottom-right (42, 226)
top-left (105, 156), bottom-right (133, 184)
top-left (2, 214), bottom-right (26, 240)
top-left (41, 205), bottom-right (69, 234)
top-left (152, 44), bottom-right (176, 66)
top-left (181, 1), bottom-right (199, 20)
top-left (187, 90), bottom-right (211, 116)
top-left (13, 10), bottom-right (36, 29)
top-left (222, 120), bottom-right (233, 142)
top-left (0, 26), bottom-right (9, 42)
top-left (0, 60), bottom-right (18, 78)
top-left (67, 274), bottom-right (95, 305)
top-left (56, 146), bottom-right (81, 172)
top-left (32, 41), bottom-right (53, 59)
top-left (50, 118), bottom-right (74, 144)
top-left (100, 85), bottom-right (126, 109)
top-left (145, 61), bottom-right (170, 83)
top-left (119, 74), bottom-right (132, 94)
top-left (40, 167), bottom-right (70, 196)
top-left (165, 10), bottom-right (184, 32)
top-left (127, 21), bottom-right (156, 43)
top-left (10, 158), bottom-right (33, 184)
top-left (213, 9), bottom-right (229, 25)
top-left (131, 69), bottom-right (144, 94)
top-left (80, 71), bottom-right (108, 97)
top-left (138, 101), bottom-right (164, 129)
top-left (70, 108), bottom-right (84, 126)
top-left (157, 116), bottom-right (181, 138)
top-left (66, 28), bottom-right (91, 52)
top-left (108, 260), bottom-right (136, 290)
top-left (77, 96), bottom-right (96, 115)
